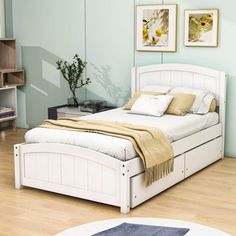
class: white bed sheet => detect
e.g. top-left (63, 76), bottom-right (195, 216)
top-left (25, 108), bottom-right (219, 161)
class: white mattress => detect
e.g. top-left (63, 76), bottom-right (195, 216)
top-left (25, 108), bottom-right (219, 161)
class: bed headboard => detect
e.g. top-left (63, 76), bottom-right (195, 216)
top-left (131, 63), bottom-right (227, 149)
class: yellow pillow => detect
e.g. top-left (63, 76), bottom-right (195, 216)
top-left (209, 99), bottom-right (217, 112)
top-left (166, 93), bottom-right (196, 116)
top-left (124, 91), bottom-right (164, 110)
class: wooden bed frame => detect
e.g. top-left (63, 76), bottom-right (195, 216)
top-left (14, 64), bottom-right (226, 213)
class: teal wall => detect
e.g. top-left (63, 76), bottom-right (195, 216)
top-left (4, 0), bottom-right (13, 37)
top-left (5, 0), bottom-right (236, 157)
top-left (8, 0), bottom-right (86, 127)
top-left (85, 0), bottom-right (133, 106)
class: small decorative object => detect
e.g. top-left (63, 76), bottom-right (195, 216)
top-left (136, 4), bottom-right (177, 52)
top-left (184, 9), bottom-right (219, 47)
top-left (56, 54), bottom-right (91, 107)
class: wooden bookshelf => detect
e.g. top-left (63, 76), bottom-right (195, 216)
top-left (0, 38), bottom-right (25, 130)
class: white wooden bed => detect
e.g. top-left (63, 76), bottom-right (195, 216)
top-left (14, 64), bottom-right (226, 213)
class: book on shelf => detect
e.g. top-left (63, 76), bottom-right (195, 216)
top-left (0, 113), bottom-right (15, 119)
top-left (0, 107), bottom-right (15, 119)
top-left (0, 107), bottom-right (13, 112)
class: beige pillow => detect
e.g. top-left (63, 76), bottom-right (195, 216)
top-left (124, 91), bottom-right (164, 110)
top-left (166, 93), bottom-right (196, 116)
top-left (209, 99), bottom-right (217, 112)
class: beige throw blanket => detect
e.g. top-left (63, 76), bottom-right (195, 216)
top-left (40, 118), bottom-right (174, 186)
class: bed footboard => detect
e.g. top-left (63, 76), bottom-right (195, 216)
top-left (13, 143), bottom-right (142, 213)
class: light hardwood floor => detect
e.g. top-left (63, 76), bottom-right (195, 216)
top-left (0, 128), bottom-right (236, 236)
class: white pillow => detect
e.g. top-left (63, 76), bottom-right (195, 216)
top-left (170, 87), bottom-right (214, 114)
top-left (197, 93), bottom-right (215, 114)
top-left (142, 85), bottom-right (172, 94)
top-left (130, 94), bottom-right (173, 117)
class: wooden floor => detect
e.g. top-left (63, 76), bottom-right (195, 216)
top-left (0, 128), bottom-right (236, 236)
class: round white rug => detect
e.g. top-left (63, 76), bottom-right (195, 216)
top-left (55, 217), bottom-right (231, 236)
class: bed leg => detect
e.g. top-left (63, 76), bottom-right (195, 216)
top-left (14, 144), bottom-right (23, 189)
top-left (120, 204), bottom-right (130, 214)
top-left (120, 163), bottom-right (131, 214)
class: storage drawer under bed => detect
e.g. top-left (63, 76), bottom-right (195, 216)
top-left (130, 137), bottom-right (222, 208)
top-left (131, 154), bottom-right (185, 208)
top-left (185, 137), bottom-right (222, 177)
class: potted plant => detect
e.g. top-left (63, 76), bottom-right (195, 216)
top-left (56, 54), bottom-right (91, 107)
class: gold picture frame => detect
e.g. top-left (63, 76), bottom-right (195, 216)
top-left (136, 4), bottom-right (177, 52)
top-left (184, 9), bottom-right (219, 47)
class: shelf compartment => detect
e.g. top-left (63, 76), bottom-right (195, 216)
top-left (0, 87), bottom-right (17, 118)
top-left (0, 39), bottom-right (16, 69)
top-left (0, 69), bottom-right (25, 87)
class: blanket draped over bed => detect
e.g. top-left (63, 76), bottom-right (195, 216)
top-left (40, 118), bottom-right (174, 186)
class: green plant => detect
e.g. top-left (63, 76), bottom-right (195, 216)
top-left (56, 54), bottom-right (91, 106)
